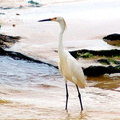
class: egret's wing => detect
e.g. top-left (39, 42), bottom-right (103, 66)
top-left (67, 56), bottom-right (87, 88)
top-left (58, 60), bottom-right (68, 83)
top-left (58, 61), bottom-right (63, 75)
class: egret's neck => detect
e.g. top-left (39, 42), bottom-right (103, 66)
top-left (58, 20), bottom-right (66, 53)
top-left (59, 31), bottom-right (64, 50)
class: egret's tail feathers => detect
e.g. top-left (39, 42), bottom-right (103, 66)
top-left (77, 79), bottom-right (88, 88)
top-left (72, 76), bottom-right (88, 88)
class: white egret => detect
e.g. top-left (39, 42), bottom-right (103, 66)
top-left (38, 17), bottom-right (88, 111)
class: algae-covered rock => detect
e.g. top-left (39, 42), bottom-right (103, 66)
top-left (70, 49), bottom-right (120, 58)
top-left (70, 49), bottom-right (120, 76)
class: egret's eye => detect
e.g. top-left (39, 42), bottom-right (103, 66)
top-left (52, 17), bottom-right (57, 20)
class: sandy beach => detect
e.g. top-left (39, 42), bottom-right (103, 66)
top-left (1, 0), bottom-right (120, 65)
top-left (0, 0), bottom-right (120, 119)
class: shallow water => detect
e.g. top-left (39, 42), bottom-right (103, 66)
top-left (0, 56), bottom-right (120, 119)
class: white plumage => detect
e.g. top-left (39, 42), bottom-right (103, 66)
top-left (38, 17), bottom-right (88, 111)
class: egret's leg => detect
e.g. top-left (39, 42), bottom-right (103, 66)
top-left (76, 84), bottom-right (83, 111)
top-left (65, 83), bottom-right (69, 110)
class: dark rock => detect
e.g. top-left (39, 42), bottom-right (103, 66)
top-left (103, 33), bottom-right (120, 41)
top-left (69, 49), bottom-right (120, 76)
top-left (0, 34), bottom-right (20, 42)
top-left (0, 47), bottom-right (57, 68)
top-left (28, 0), bottom-right (40, 5)
top-left (103, 33), bottom-right (120, 46)
top-left (12, 24), bottom-right (16, 27)
top-left (16, 13), bottom-right (20, 15)
top-left (70, 49), bottom-right (120, 58)
top-left (97, 59), bottom-right (110, 65)
top-left (83, 66), bottom-right (108, 76)
top-left (0, 34), bottom-right (21, 48)
top-left (83, 65), bottom-right (120, 76)
top-left (69, 51), bottom-right (79, 59)
top-left (98, 58), bottom-right (120, 65)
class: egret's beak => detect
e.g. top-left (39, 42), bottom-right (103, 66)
top-left (38, 18), bottom-right (52, 22)
top-left (38, 17), bottom-right (56, 22)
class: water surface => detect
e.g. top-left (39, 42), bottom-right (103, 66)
top-left (0, 56), bottom-right (120, 119)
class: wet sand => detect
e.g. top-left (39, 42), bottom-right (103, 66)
top-left (0, 0), bottom-right (120, 119)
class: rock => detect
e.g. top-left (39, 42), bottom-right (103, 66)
top-left (97, 59), bottom-right (110, 65)
top-left (0, 34), bottom-right (21, 48)
top-left (16, 13), bottom-right (20, 15)
top-left (83, 66), bottom-right (109, 76)
top-left (0, 47), bottom-right (57, 68)
top-left (98, 58), bottom-right (120, 65)
top-left (12, 24), bottom-right (16, 27)
top-left (28, 0), bottom-right (40, 5)
top-left (103, 33), bottom-right (120, 46)
top-left (83, 65), bottom-right (120, 76)
top-left (70, 49), bottom-right (120, 76)
top-left (103, 33), bottom-right (120, 40)
top-left (70, 49), bottom-right (120, 58)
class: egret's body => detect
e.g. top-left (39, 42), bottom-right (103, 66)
top-left (59, 50), bottom-right (87, 88)
top-left (38, 17), bottom-right (87, 111)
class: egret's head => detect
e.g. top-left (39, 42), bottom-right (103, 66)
top-left (38, 17), bottom-right (64, 22)
top-left (38, 17), bottom-right (66, 29)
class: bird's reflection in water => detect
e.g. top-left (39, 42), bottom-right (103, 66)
top-left (64, 110), bottom-right (88, 120)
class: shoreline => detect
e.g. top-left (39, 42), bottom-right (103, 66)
top-left (1, 0), bottom-right (120, 66)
